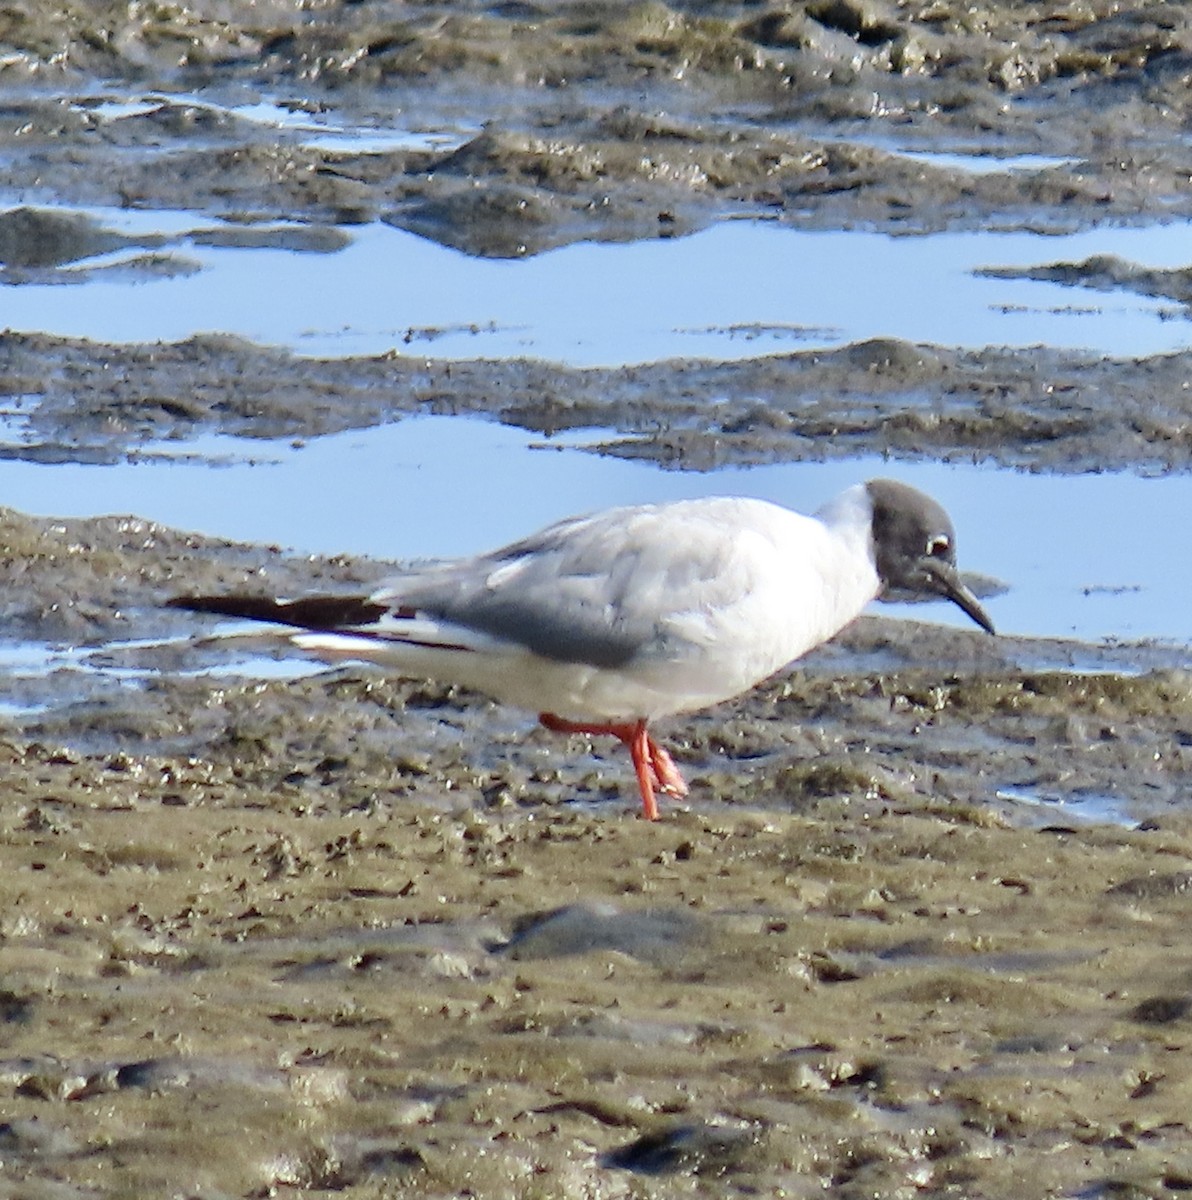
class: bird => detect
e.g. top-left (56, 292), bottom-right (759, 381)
top-left (169, 479), bottom-right (994, 820)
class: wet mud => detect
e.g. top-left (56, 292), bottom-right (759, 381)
top-left (8, 329), bottom-right (1192, 475)
top-left (2, 503), bottom-right (1192, 1197)
top-left (6, 2), bottom-right (1192, 247)
top-left (4, 2), bottom-right (1192, 1197)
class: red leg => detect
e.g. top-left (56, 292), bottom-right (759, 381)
top-left (625, 720), bottom-right (659, 822)
top-left (539, 713), bottom-right (685, 820)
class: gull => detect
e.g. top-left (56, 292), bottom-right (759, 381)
top-left (169, 479), bottom-right (994, 819)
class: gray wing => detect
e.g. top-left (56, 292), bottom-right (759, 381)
top-left (373, 504), bottom-right (756, 669)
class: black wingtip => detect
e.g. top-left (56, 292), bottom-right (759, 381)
top-left (168, 593), bottom-right (388, 630)
top-left (168, 594), bottom-right (292, 621)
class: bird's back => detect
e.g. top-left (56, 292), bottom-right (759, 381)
top-left (354, 494), bottom-right (882, 719)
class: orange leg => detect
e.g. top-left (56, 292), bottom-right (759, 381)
top-left (625, 720), bottom-right (660, 822)
top-left (539, 713), bottom-right (688, 820)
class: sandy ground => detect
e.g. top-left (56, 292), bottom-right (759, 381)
top-left (3, 3), bottom-right (1192, 1197)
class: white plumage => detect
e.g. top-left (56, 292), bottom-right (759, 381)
top-left (172, 479), bottom-right (994, 819)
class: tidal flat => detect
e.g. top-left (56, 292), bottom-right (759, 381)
top-left (4, 2), bottom-right (1192, 1196)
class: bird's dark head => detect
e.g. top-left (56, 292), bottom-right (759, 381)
top-left (866, 479), bottom-right (995, 634)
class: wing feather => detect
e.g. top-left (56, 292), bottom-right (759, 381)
top-left (370, 499), bottom-right (787, 668)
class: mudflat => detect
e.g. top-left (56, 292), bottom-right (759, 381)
top-left (3, 4), bottom-right (1192, 1196)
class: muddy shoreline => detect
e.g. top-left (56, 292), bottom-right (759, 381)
top-left (6, 2), bottom-right (1192, 249)
top-left (4, 2), bottom-right (1192, 1196)
top-left (7, 329), bottom-right (1192, 475)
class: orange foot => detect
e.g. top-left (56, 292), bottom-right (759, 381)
top-left (539, 713), bottom-right (688, 820)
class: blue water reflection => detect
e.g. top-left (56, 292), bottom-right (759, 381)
top-left (0, 208), bottom-right (1189, 365)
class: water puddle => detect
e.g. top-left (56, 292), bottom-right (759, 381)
top-left (0, 630), bottom-right (326, 722)
top-left (994, 786), bottom-right (1141, 829)
top-left (1, 205), bottom-right (1190, 365)
top-left (893, 150), bottom-right (1079, 175)
top-left (848, 139), bottom-right (1080, 177)
top-left (72, 90), bottom-right (476, 155)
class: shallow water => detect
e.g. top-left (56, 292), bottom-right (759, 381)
top-left (1, 204), bottom-right (1189, 364)
top-left (866, 146), bottom-right (1081, 176)
top-left (993, 785), bottom-right (1141, 828)
top-left (75, 90), bottom-right (477, 155)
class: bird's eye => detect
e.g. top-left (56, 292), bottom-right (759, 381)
top-left (926, 535), bottom-right (950, 558)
